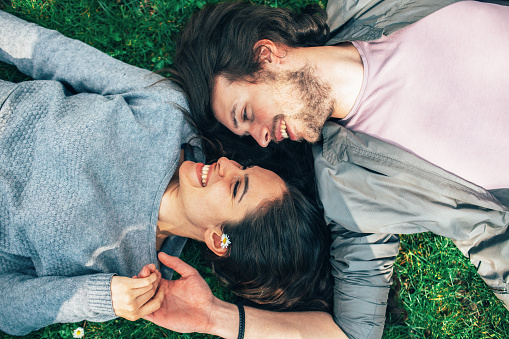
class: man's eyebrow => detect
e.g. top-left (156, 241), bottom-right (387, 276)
top-left (238, 174), bottom-right (249, 203)
top-left (231, 103), bottom-right (238, 129)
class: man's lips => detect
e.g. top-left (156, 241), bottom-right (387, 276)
top-left (276, 119), bottom-right (283, 141)
top-left (276, 118), bottom-right (296, 141)
top-left (285, 121), bottom-right (295, 141)
top-left (275, 118), bottom-right (287, 141)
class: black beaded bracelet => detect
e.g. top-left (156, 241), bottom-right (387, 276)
top-left (236, 302), bottom-right (245, 339)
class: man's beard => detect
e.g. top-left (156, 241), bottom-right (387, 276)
top-left (262, 65), bottom-right (335, 143)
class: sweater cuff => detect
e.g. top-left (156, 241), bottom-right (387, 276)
top-left (87, 274), bottom-right (117, 317)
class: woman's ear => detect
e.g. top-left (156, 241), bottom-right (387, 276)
top-left (204, 228), bottom-right (228, 256)
top-left (254, 39), bottom-right (282, 65)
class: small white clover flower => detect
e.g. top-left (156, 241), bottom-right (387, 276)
top-left (220, 233), bottom-right (231, 249)
top-left (73, 327), bottom-right (85, 338)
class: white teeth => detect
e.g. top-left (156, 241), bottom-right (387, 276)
top-left (281, 120), bottom-right (289, 139)
top-left (201, 165), bottom-right (210, 187)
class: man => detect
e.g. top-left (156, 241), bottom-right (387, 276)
top-left (146, 1), bottom-right (509, 338)
top-left (173, 0), bottom-right (508, 188)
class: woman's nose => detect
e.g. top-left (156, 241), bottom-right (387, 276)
top-left (217, 157), bottom-right (242, 177)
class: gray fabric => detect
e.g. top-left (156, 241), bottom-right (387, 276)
top-left (325, 0), bottom-right (508, 44)
top-left (322, 1), bottom-right (509, 337)
top-left (0, 11), bottom-right (199, 336)
top-left (313, 122), bottom-right (509, 339)
top-left (490, 189), bottom-right (509, 209)
top-left (325, 0), bottom-right (461, 44)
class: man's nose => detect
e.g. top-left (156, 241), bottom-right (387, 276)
top-left (250, 125), bottom-right (270, 147)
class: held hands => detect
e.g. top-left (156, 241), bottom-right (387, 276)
top-left (110, 264), bottom-right (164, 321)
top-left (142, 253), bottom-right (217, 334)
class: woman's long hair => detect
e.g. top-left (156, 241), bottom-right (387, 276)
top-left (172, 1), bottom-right (332, 312)
top-left (209, 183), bottom-right (332, 312)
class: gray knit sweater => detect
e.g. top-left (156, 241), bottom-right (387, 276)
top-left (0, 11), bottom-right (198, 335)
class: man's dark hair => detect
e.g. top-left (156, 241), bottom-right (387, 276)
top-left (173, 1), bottom-right (332, 311)
top-left (171, 1), bottom-right (329, 140)
top-left (209, 183), bottom-right (332, 312)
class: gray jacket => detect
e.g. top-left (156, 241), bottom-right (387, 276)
top-left (313, 123), bottom-right (509, 339)
top-left (0, 11), bottom-right (198, 335)
top-left (326, 0), bottom-right (508, 44)
top-left (322, 1), bottom-right (508, 338)
top-left (327, 0), bottom-right (465, 44)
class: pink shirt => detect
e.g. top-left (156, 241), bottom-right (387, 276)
top-left (345, 1), bottom-right (509, 190)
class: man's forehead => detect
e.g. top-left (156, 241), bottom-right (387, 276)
top-left (210, 76), bottom-right (228, 112)
top-left (215, 73), bottom-right (265, 88)
top-left (213, 73), bottom-right (234, 87)
top-left (211, 76), bottom-right (242, 112)
top-left (211, 75), bottom-right (236, 103)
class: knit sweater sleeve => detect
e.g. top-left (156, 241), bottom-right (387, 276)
top-left (0, 251), bottom-right (117, 336)
top-left (0, 10), bottom-right (163, 95)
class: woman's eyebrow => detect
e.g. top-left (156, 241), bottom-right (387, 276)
top-left (238, 174), bottom-right (249, 203)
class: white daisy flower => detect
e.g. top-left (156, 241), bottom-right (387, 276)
top-left (220, 233), bottom-right (231, 249)
top-left (73, 327), bottom-right (85, 338)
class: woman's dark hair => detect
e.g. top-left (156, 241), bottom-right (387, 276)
top-left (171, 1), bottom-right (329, 140)
top-left (208, 183), bottom-right (332, 312)
top-left (172, 1), bottom-right (331, 311)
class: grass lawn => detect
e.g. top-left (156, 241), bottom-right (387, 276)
top-left (1, 0), bottom-right (508, 338)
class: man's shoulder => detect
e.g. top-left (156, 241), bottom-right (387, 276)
top-left (326, 0), bottom-right (461, 44)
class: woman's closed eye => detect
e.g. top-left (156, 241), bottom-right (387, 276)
top-left (233, 179), bottom-right (241, 198)
top-left (232, 174), bottom-right (249, 201)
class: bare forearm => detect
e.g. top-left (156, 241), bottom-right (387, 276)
top-left (208, 299), bottom-right (347, 339)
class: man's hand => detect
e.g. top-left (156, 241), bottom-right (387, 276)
top-left (143, 252), bottom-right (217, 334)
top-left (111, 269), bottom-right (164, 321)
top-left (143, 254), bottom-right (347, 339)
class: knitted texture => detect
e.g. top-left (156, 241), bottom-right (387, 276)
top-left (0, 11), bottom-right (197, 335)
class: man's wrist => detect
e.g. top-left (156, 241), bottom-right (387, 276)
top-left (205, 298), bottom-right (240, 339)
top-left (236, 302), bottom-right (245, 339)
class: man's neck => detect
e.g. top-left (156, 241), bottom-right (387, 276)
top-left (295, 42), bottom-right (364, 119)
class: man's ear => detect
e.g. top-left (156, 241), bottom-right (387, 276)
top-left (204, 228), bottom-right (228, 256)
top-left (254, 39), bottom-right (282, 65)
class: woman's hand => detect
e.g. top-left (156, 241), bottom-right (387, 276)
top-left (111, 269), bottom-right (164, 321)
top-left (143, 253), bottom-right (217, 334)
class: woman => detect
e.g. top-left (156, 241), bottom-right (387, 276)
top-left (0, 10), bottom-right (331, 336)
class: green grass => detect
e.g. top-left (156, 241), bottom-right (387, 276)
top-left (386, 234), bottom-right (509, 338)
top-left (1, 0), bottom-right (508, 338)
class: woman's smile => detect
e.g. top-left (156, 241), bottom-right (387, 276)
top-left (177, 157), bottom-right (286, 227)
top-left (196, 162), bottom-right (216, 187)
top-left (201, 164), bottom-right (210, 186)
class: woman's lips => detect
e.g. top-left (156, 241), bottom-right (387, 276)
top-left (196, 163), bottom-right (205, 186)
top-left (197, 163), bottom-right (216, 187)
